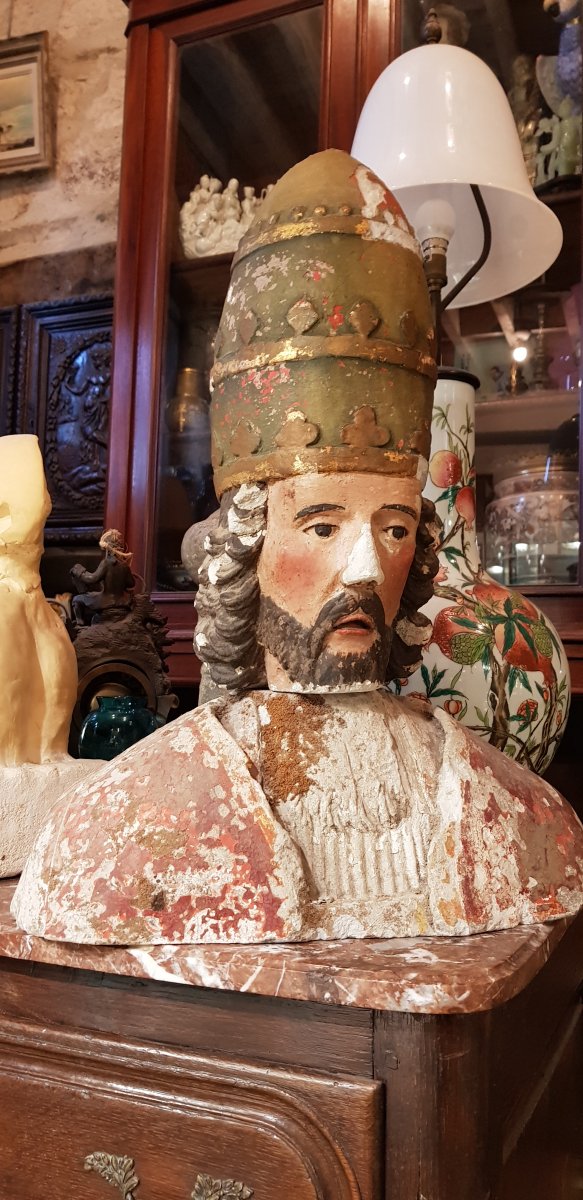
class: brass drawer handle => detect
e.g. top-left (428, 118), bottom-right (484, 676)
top-left (84, 1153), bottom-right (139, 1198)
top-left (191, 1175), bottom-right (254, 1200)
top-left (83, 1154), bottom-right (253, 1200)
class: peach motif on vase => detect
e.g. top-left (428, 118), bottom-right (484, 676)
top-left (393, 371), bottom-right (570, 775)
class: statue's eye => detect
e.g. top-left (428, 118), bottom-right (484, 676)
top-left (385, 525), bottom-right (408, 540)
top-left (306, 523), bottom-right (336, 538)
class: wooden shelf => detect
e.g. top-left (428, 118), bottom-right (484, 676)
top-left (476, 389), bottom-right (578, 439)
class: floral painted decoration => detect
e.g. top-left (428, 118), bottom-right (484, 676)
top-left (393, 375), bottom-right (570, 776)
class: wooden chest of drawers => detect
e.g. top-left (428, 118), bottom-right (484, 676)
top-left (0, 883), bottom-right (581, 1200)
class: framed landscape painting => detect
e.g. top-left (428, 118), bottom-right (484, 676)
top-left (0, 32), bottom-right (52, 174)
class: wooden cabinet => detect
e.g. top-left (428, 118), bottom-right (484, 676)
top-left (0, 898), bottom-right (582, 1199)
top-left (108, 0), bottom-right (582, 686)
top-left (2, 1021), bottom-right (380, 1199)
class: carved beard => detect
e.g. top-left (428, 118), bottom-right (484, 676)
top-left (257, 589), bottom-right (393, 690)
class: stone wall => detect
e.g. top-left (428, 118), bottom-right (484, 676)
top-left (0, 0), bottom-right (127, 297)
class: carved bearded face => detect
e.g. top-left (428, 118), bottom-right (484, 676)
top-left (256, 472), bottom-right (422, 692)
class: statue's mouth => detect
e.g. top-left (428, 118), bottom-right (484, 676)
top-left (332, 611), bottom-right (375, 635)
top-left (307, 590), bottom-right (386, 659)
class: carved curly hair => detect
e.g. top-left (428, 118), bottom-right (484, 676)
top-left (195, 481), bottom-right (441, 691)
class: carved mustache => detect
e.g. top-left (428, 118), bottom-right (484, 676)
top-left (308, 590), bottom-right (386, 659)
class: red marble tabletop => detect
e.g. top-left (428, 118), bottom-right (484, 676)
top-left (0, 878), bottom-right (573, 1015)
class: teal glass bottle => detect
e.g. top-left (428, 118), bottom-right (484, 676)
top-left (78, 695), bottom-right (158, 760)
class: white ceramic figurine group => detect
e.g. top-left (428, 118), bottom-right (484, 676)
top-left (179, 175), bottom-right (273, 258)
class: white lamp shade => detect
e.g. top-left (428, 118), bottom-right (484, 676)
top-left (352, 44), bottom-right (563, 308)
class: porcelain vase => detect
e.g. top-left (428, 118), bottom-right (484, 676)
top-left (394, 369), bottom-right (570, 775)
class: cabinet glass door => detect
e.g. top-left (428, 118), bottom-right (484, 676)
top-left (155, 4), bottom-right (323, 592)
top-left (401, 0), bottom-right (581, 589)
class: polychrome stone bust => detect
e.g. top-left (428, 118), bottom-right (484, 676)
top-left (12, 151), bottom-right (583, 945)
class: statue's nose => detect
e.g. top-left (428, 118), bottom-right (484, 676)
top-left (341, 524), bottom-right (385, 587)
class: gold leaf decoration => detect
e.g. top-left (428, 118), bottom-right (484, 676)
top-left (230, 421), bottom-right (262, 457)
top-left (348, 301), bottom-right (380, 337)
top-left (191, 1174), bottom-right (254, 1200)
top-left (84, 1152), bottom-right (139, 1198)
top-left (238, 310), bottom-right (259, 345)
top-left (275, 409), bottom-right (320, 449)
top-left (286, 298), bottom-right (319, 334)
top-left (341, 405), bottom-right (390, 448)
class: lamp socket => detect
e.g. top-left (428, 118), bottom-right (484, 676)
top-left (421, 243), bottom-right (448, 294)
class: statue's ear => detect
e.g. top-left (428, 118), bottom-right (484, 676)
top-left (181, 510), bottom-right (220, 587)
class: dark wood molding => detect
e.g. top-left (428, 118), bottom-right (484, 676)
top-left (0, 306), bottom-right (19, 436)
top-left (107, 21), bottom-right (160, 551)
top-left (375, 1008), bottom-right (491, 1198)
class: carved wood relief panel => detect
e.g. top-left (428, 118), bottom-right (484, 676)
top-left (14, 294), bottom-right (113, 544)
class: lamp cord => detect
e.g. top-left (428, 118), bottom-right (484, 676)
top-left (441, 184), bottom-right (492, 311)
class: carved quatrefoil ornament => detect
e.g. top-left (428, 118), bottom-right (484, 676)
top-left (230, 421), bottom-right (262, 457)
top-left (274, 409), bottom-right (320, 449)
top-left (341, 405), bottom-right (390, 449)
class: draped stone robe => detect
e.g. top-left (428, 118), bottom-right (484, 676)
top-left (12, 691), bottom-right (583, 945)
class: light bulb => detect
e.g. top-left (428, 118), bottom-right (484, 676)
top-left (414, 198), bottom-right (456, 247)
top-left (512, 345), bottom-right (528, 363)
